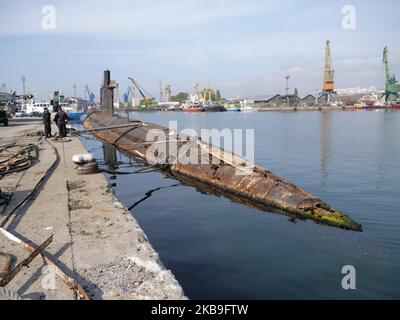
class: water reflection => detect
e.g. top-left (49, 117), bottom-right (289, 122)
top-left (102, 142), bottom-right (118, 170)
top-left (102, 142), bottom-right (118, 184)
top-left (320, 112), bottom-right (332, 188)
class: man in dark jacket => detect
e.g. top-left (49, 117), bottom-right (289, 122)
top-left (53, 108), bottom-right (69, 138)
top-left (42, 107), bottom-right (52, 138)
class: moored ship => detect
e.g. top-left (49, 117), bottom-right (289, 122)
top-left (392, 98), bottom-right (400, 109)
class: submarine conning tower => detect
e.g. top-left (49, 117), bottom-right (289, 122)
top-left (100, 69), bottom-right (115, 114)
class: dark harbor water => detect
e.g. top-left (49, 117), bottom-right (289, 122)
top-left (80, 110), bottom-right (400, 299)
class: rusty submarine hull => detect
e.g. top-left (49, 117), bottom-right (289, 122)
top-left (82, 111), bottom-right (362, 232)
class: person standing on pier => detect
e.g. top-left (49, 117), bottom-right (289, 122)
top-left (53, 108), bottom-right (69, 138)
top-left (42, 107), bottom-right (52, 138)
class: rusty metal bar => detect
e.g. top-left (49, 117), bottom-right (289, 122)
top-left (77, 122), bottom-right (145, 134)
top-left (0, 235), bottom-right (53, 287)
top-left (0, 228), bottom-right (90, 300)
top-left (0, 139), bottom-right (58, 228)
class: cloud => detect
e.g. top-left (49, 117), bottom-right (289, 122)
top-left (1, 0), bottom-right (399, 99)
top-left (0, 0), bottom-right (280, 36)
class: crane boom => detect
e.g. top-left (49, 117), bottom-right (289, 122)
top-left (383, 46), bottom-right (390, 86)
top-left (382, 47), bottom-right (400, 102)
top-left (85, 85), bottom-right (95, 105)
top-left (128, 77), bottom-right (147, 100)
top-left (128, 77), bottom-right (155, 107)
top-left (123, 86), bottom-right (133, 103)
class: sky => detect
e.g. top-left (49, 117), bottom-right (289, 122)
top-left (0, 0), bottom-right (399, 100)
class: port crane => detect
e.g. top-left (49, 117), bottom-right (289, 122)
top-left (128, 77), bottom-right (155, 108)
top-left (383, 47), bottom-right (400, 102)
top-left (123, 86), bottom-right (133, 104)
top-left (323, 40), bottom-right (335, 93)
top-left (318, 40), bottom-right (340, 106)
top-left (85, 85), bottom-right (96, 105)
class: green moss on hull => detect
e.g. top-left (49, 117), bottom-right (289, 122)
top-left (302, 209), bottom-right (362, 232)
top-left (171, 169), bottom-right (363, 231)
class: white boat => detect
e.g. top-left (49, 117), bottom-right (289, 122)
top-left (158, 101), bottom-right (180, 111)
top-left (182, 94), bottom-right (205, 112)
top-left (26, 101), bottom-right (52, 115)
top-left (372, 96), bottom-right (387, 109)
top-left (224, 102), bottom-right (240, 112)
top-left (59, 102), bottom-right (74, 112)
top-left (240, 106), bottom-right (257, 112)
top-left (167, 104), bottom-right (181, 111)
top-left (240, 99), bottom-right (257, 112)
top-left (67, 97), bottom-right (90, 113)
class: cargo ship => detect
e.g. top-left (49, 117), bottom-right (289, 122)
top-left (182, 94), bottom-right (205, 112)
top-left (182, 103), bottom-right (205, 112)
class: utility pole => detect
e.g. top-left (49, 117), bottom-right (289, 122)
top-left (159, 81), bottom-right (163, 102)
top-left (285, 75), bottom-right (290, 105)
top-left (285, 75), bottom-right (290, 95)
top-left (73, 84), bottom-right (77, 98)
top-left (21, 76), bottom-right (26, 96)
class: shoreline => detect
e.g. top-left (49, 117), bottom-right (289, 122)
top-left (116, 105), bottom-right (396, 113)
top-left (0, 119), bottom-right (185, 300)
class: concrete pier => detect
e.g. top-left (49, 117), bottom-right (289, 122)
top-left (0, 118), bottom-right (185, 300)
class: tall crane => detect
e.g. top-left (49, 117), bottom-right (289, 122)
top-left (323, 40), bottom-right (335, 93)
top-left (128, 77), bottom-right (155, 108)
top-left (383, 46), bottom-right (400, 102)
top-left (85, 85), bottom-right (96, 105)
top-left (203, 87), bottom-right (213, 102)
top-left (164, 84), bottom-right (171, 102)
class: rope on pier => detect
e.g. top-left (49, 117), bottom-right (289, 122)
top-left (0, 143), bottom-right (39, 177)
top-left (0, 138), bottom-right (58, 229)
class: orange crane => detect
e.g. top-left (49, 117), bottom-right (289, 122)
top-left (323, 40), bottom-right (335, 93)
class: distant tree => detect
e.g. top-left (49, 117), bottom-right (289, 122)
top-left (216, 89), bottom-right (221, 100)
top-left (171, 92), bottom-right (189, 104)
